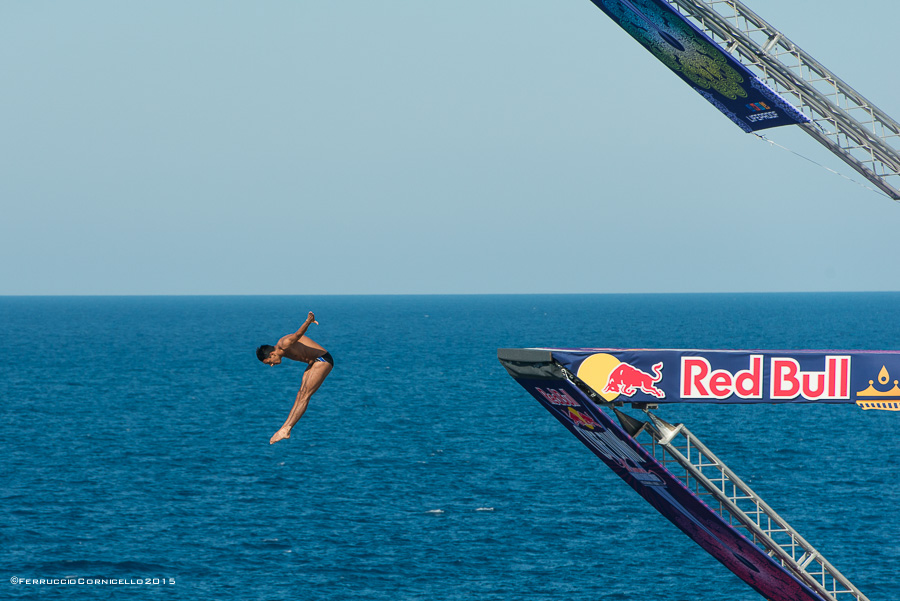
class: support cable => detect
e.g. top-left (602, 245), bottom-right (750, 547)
top-left (753, 133), bottom-right (892, 200)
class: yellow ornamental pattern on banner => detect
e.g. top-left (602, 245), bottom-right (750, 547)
top-left (856, 365), bottom-right (900, 411)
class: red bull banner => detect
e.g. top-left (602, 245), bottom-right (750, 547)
top-left (547, 348), bottom-right (900, 410)
top-left (497, 352), bottom-right (826, 601)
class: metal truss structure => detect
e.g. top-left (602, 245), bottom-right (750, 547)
top-left (618, 408), bottom-right (869, 601)
top-left (663, 0), bottom-right (900, 200)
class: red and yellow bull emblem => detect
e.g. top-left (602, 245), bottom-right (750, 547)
top-left (567, 408), bottom-right (598, 429)
top-left (604, 361), bottom-right (665, 399)
top-left (576, 353), bottom-right (665, 402)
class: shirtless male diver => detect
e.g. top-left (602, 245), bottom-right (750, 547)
top-left (256, 311), bottom-right (334, 444)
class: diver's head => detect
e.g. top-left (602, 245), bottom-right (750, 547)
top-left (256, 345), bottom-right (280, 365)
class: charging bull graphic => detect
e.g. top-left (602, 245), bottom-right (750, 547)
top-left (603, 361), bottom-right (666, 399)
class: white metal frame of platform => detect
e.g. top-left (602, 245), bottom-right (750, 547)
top-left (662, 0), bottom-right (900, 200)
top-left (614, 405), bottom-right (870, 601)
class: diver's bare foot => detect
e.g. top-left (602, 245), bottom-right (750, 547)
top-left (270, 427), bottom-right (291, 444)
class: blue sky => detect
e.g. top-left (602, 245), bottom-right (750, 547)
top-left (2, 0), bottom-right (898, 295)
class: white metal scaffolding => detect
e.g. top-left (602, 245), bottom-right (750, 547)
top-left (617, 407), bottom-right (870, 601)
top-left (662, 0), bottom-right (900, 200)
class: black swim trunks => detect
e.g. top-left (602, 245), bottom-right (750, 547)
top-left (306, 351), bottom-right (334, 371)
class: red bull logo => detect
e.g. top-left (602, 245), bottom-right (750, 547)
top-left (535, 387), bottom-right (580, 407)
top-left (567, 408), bottom-right (598, 429)
top-left (682, 354), bottom-right (850, 401)
top-left (603, 361), bottom-right (666, 399)
top-left (575, 353), bottom-right (666, 402)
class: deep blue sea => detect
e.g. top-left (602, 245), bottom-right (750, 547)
top-left (2, 294), bottom-right (898, 600)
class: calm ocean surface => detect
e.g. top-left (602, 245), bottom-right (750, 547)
top-left (2, 294), bottom-right (898, 600)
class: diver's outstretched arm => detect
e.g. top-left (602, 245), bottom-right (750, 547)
top-left (276, 312), bottom-right (318, 350)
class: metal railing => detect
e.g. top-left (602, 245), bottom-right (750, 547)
top-left (625, 409), bottom-right (869, 601)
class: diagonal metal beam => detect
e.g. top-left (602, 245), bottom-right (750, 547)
top-left (637, 411), bottom-right (869, 601)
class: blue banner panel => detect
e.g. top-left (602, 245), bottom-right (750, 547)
top-left (587, 0), bottom-right (810, 131)
top-left (513, 375), bottom-right (826, 601)
top-left (548, 348), bottom-right (900, 408)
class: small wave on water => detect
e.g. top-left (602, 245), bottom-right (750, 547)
top-left (242, 537), bottom-right (293, 550)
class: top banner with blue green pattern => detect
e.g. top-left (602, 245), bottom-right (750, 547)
top-left (588, 0), bottom-right (810, 131)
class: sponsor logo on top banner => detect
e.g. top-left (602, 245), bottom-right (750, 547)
top-left (681, 355), bottom-right (850, 401)
top-left (745, 101), bottom-right (778, 122)
top-left (746, 101), bottom-right (771, 112)
top-left (746, 111), bottom-right (779, 122)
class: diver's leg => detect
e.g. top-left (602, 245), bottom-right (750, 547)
top-left (270, 361), bottom-right (333, 444)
